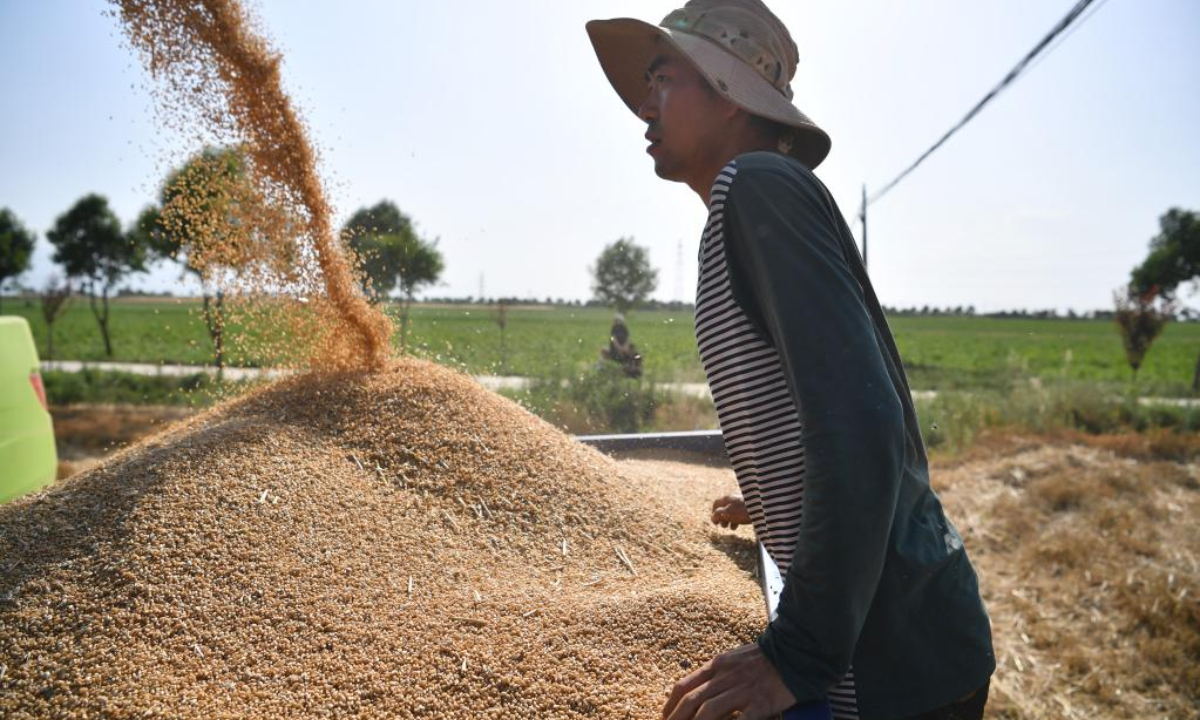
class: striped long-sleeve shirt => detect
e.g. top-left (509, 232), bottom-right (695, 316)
top-left (695, 159), bottom-right (859, 719)
top-left (691, 151), bottom-right (994, 720)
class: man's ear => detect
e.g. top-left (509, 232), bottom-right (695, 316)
top-left (728, 105), bottom-right (762, 137)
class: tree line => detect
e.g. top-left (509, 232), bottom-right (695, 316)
top-left (8, 148), bottom-right (1190, 388)
top-left (0, 147), bottom-right (662, 365)
top-left (0, 148), bottom-right (446, 364)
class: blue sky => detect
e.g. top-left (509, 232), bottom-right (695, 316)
top-left (2, 0), bottom-right (1198, 312)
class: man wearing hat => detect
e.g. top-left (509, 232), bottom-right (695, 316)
top-left (586, 3), bottom-right (995, 720)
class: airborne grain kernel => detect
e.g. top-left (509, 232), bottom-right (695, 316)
top-left (111, 0), bottom-right (393, 370)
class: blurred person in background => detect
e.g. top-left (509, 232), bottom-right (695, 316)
top-left (600, 314), bottom-right (644, 378)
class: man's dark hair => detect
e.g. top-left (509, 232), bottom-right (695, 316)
top-left (748, 113), bottom-right (796, 152)
top-left (695, 73), bottom-right (796, 151)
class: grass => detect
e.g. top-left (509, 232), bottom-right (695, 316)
top-left (41, 368), bottom-right (248, 407)
top-left (7, 296), bottom-right (274, 366)
top-left (6, 298), bottom-right (1199, 396)
top-left (399, 304), bottom-right (704, 383)
top-left (498, 363), bottom-right (717, 435)
top-left (17, 295), bottom-right (1197, 451)
top-left (892, 315), bottom-right (1200, 395)
top-left (916, 381), bottom-right (1200, 456)
top-left (42, 365), bottom-right (1200, 457)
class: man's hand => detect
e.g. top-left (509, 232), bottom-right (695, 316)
top-left (662, 643), bottom-right (796, 720)
top-left (710, 494), bottom-right (751, 530)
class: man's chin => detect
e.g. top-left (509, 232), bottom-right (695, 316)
top-left (652, 156), bottom-right (686, 183)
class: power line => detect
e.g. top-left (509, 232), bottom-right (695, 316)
top-left (868, 0), bottom-right (1107, 206)
top-left (1020, 0), bottom-right (1112, 78)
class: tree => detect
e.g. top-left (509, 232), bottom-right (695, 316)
top-left (341, 201), bottom-right (443, 351)
top-left (39, 275), bottom-right (73, 362)
top-left (132, 147), bottom-right (256, 370)
top-left (1113, 285), bottom-right (1175, 381)
top-left (591, 237), bottom-right (658, 313)
top-left (342, 200), bottom-right (417, 298)
top-left (0, 208), bottom-right (36, 313)
top-left (390, 233), bottom-right (444, 352)
top-left (1130, 207), bottom-right (1200, 390)
top-left (46, 194), bottom-right (145, 357)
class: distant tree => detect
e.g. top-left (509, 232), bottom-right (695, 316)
top-left (341, 200), bottom-right (443, 351)
top-left (46, 194), bottom-right (145, 357)
top-left (132, 147), bottom-right (257, 370)
top-left (1130, 207), bottom-right (1200, 390)
top-left (342, 200), bottom-right (417, 298)
top-left (39, 275), bottom-right (73, 361)
top-left (390, 233), bottom-right (443, 352)
top-left (590, 237), bottom-right (658, 313)
top-left (1113, 285), bottom-right (1175, 381)
top-left (0, 208), bottom-right (36, 313)
top-left (1131, 208), bottom-right (1200, 296)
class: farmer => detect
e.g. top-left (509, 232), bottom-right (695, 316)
top-left (585, 2), bottom-right (995, 719)
top-left (600, 313), bottom-right (645, 378)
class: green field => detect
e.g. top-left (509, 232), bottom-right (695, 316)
top-left (5, 297), bottom-right (1199, 396)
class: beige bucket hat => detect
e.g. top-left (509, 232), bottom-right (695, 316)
top-left (586, 0), bottom-right (831, 169)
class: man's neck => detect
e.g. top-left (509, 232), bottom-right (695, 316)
top-left (687, 139), bottom-right (779, 205)
top-left (687, 157), bottom-right (732, 204)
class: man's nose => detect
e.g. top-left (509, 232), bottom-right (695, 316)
top-left (637, 91), bottom-right (658, 123)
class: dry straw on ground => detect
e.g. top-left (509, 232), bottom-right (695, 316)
top-left (936, 436), bottom-right (1199, 719)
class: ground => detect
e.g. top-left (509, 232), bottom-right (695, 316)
top-left (11, 299), bottom-right (1200, 395)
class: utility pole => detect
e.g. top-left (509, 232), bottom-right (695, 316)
top-left (859, 184), bottom-right (868, 269)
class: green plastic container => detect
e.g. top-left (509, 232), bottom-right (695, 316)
top-left (0, 316), bottom-right (57, 503)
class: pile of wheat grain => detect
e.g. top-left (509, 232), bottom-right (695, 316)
top-left (0, 358), bottom-right (760, 719)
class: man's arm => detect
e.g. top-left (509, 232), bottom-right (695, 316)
top-left (723, 159), bottom-right (907, 704)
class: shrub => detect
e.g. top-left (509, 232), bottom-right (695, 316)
top-left (506, 363), bottom-right (661, 434)
top-left (42, 369), bottom-right (232, 407)
top-left (915, 380), bottom-right (1200, 455)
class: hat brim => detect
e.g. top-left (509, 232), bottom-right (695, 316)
top-left (586, 18), bottom-right (831, 170)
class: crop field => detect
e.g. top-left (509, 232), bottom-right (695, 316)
top-left (6, 297), bottom-right (1199, 395)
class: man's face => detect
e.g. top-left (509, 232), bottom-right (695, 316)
top-left (637, 47), bottom-right (733, 183)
